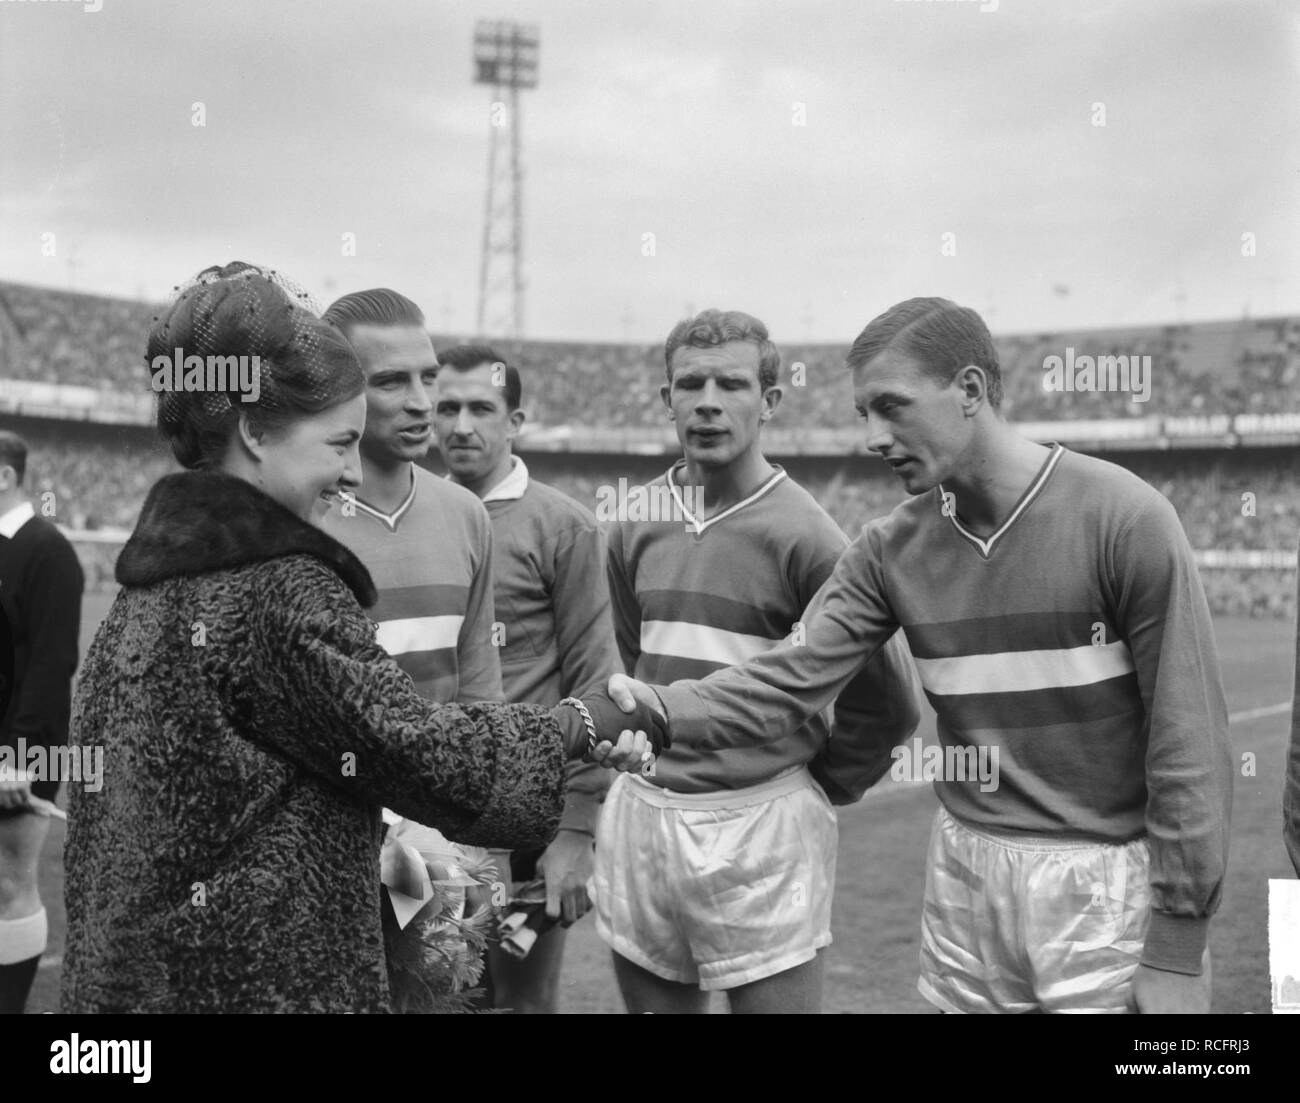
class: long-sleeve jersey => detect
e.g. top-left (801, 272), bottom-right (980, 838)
top-left (321, 465), bottom-right (503, 704)
top-left (608, 461), bottom-right (920, 796)
top-left (655, 444), bottom-right (1232, 974)
top-left (0, 501), bottom-right (84, 754)
top-left (482, 459), bottom-right (619, 834)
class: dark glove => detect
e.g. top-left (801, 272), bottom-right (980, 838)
top-left (578, 688), bottom-right (671, 755)
top-left (550, 692), bottom-right (671, 761)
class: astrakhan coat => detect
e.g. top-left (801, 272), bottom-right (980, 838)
top-left (61, 469), bottom-right (566, 1013)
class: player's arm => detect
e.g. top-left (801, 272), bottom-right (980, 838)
top-left (9, 535), bottom-right (84, 752)
top-left (651, 523), bottom-right (901, 752)
top-left (1115, 495), bottom-right (1231, 998)
top-left (550, 519), bottom-right (619, 835)
top-left (784, 530), bottom-right (922, 805)
top-left (245, 558), bottom-right (564, 851)
top-left (811, 629), bottom-right (921, 805)
top-left (1286, 552), bottom-right (1300, 877)
top-left (456, 508), bottom-right (506, 704)
top-left (605, 521), bottom-right (642, 675)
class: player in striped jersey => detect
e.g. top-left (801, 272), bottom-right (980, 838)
top-left (319, 290), bottom-right (502, 706)
top-left (318, 290), bottom-right (506, 986)
top-left (608, 298), bottom-right (1232, 1013)
top-left (593, 309), bottom-right (921, 1013)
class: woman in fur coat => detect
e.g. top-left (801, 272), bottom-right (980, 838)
top-left (60, 264), bottom-right (662, 1013)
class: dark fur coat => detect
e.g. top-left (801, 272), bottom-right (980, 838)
top-left (61, 470), bottom-right (565, 1013)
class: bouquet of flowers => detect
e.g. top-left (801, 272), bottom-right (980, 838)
top-left (379, 814), bottom-right (504, 1015)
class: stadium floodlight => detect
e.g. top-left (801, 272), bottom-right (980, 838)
top-left (473, 20), bottom-right (539, 339)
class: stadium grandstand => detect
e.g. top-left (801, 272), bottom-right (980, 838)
top-left (1, 279), bottom-right (1296, 617)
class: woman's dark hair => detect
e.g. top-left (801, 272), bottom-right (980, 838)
top-left (148, 262), bottom-right (365, 470)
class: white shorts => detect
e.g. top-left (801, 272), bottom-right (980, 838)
top-left (591, 766), bottom-right (837, 991)
top-left (918, 805), bottom-right (1151, 1014)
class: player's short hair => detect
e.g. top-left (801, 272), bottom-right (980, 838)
top-left (322, 289), bottom-right (426, 339)
top-left (846, 297), bottom-right (1003, 408)
top-left (0, 430), bottom-right (28, 484)
top-left (149, 262), bottom-right (364, 470)
top-left (436, 344), bottom-right (522, 412)
top-left (663, 309), bottom-right (780, 391)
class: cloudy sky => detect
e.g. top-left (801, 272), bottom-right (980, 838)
top-left (0, 0), bottom-right (1296, 342)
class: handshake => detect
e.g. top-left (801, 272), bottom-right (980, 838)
top-left (550, 674), bottom-right (669, 774)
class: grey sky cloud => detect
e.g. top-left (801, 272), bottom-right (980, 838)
top-left (0, 0), bottom-right (1295, 343)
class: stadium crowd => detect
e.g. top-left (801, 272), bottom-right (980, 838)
top-left (1, 280), bottom-right (1295, 616)
top-left (14, 424), bottom-right (1294, 617)
top-left (3, 280), bottom-right (1300, 428)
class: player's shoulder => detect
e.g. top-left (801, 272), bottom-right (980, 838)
top-left (414, 466), bottom-right (491, 523)
top-left (857, 487), bottom-right (935, 542)
top-left (606, 467), bottom-right (675, 537)
top-left (1056, 447), bottom-right (1170, 518)
top-left (769, 470), bottom-right (849, 546)
top-left (520, 476), bottom-right (600, 530)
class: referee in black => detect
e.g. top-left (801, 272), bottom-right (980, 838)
top-left (0, 431), bottom-right (83, 1013)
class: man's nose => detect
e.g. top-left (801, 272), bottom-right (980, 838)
top-left (863, 412), bottom-right (893, 454)
top-left (406, 381), bottom-right (433, 414)
top-left (694, 381), bottom-right (722, 414)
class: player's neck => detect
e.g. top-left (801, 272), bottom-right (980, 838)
top-left (681, 449), bottom-right (775, 518)
top-left (357, 455), bottom-right (415, 514)
top-left (455, 452), bottom-right (515, 501)
top-left (943, 431), bottom-right (1052, 537)
top-left (0, 490), bottom-right (26, 517)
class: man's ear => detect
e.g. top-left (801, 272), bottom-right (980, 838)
top-left (508, 408), bottom-right (526, 438)
top-left (759, 385), bottom-right (784, 422)
top-left (660, 382), bottom-right (674, 420)
top-left (957, 365), bottom-right (987, 415)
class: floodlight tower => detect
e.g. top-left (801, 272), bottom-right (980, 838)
top-left (473, 20), bottom-right (538, 339)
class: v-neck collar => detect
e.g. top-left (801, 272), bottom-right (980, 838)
top-left (668, 460), bottom-right (787, 536)
top-left (351, 467), bottom-right (418, 533)
top-left (939, 443), bottom-right (1064, 559)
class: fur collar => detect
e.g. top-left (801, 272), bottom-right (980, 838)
top-left (117, 469), bottom-right (377, 608)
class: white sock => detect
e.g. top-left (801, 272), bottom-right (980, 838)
top-left (0, 908), bottom-right (48, 964)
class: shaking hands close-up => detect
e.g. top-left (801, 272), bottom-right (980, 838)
top-left (552, 677), bottom-right (670, 774)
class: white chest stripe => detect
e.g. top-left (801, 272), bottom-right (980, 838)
top-left (640, 620), bottom-right (782, 667)
top-left (914, 640), bottom-right (1135, 697)
top-left (375, 615), bottom-right (465, 657)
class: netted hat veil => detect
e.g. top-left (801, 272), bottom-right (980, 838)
top-left (149, 262), bottom-right (364, 468)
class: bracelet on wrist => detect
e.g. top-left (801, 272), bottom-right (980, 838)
top-left (558, 697), bottom-right (598, 758)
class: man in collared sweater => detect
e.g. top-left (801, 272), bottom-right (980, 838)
top-left (0, 430), bottom-right (84, 1012)
top-left (434, 344), bottom-right (620, 1013)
